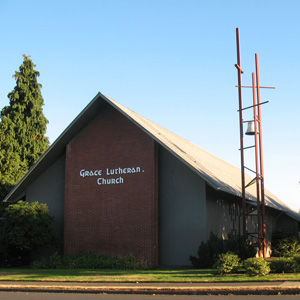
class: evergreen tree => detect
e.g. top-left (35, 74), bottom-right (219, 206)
top-left (0, 55), bottom-right (49, 199)
top-left (0, 120), bottom-right (25, 198)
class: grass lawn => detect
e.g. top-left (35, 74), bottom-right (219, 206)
top-left (0, 268), bottom-right (300, 282)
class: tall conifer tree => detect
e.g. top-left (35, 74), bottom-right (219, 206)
top-left (0, 55), bottom-right (49, 199)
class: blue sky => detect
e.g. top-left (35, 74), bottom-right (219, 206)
top-left (0, 0), bottom-right (299, 211)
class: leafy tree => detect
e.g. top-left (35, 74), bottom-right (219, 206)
top-left (0, 55), bottom-right (49, 199)
top-left (0, 201), bottom-right (57, 266)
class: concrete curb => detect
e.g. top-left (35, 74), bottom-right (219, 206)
top-left (0, 284), bottom-right (300, 295)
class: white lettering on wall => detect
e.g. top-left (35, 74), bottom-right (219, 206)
top-left (80, 166), bottom-right (144, 186)
top-left (106, 167), bottom-right (141, 175)
top-left (97, 177), bottom-right (124, 185)
top-left (80, 169), bottom-right (102, 178)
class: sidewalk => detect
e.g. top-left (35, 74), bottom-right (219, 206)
top-left (0, 281), bottom-right (300, 295)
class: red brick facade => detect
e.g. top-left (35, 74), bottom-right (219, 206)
top-left (64, 105), bottom-right (158, 266)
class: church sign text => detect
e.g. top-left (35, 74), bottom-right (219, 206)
top-left (79, 166), bottom-right (143, 186)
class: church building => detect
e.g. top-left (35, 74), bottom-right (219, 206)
top-left (4, 93), bottom-right (300, 266)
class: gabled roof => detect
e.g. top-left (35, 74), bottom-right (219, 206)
top-left (4, 92), bottom-right (300, 222)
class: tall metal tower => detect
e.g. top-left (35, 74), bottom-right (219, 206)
top-left (235, 28), bottom-right (275, 257)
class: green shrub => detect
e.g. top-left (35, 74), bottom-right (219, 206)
top-left (243, 257), bottom-right (270, 276)
top-left (271, 229), bottom-right (300, 257)
top-left (214, 252), bottom-right (241, 275)
top-left (190, 237), bottom-right (218, 268)
top-left (111, 255), bottom-right (147, 269)
top-left (270, 257), bottom-right (295, 273)
top-left (33, 252), bottom-right (148, 269)
top-left (49, 252), bottom-right (64, 268)
top-left (190, 232), bottom-right (256, 268)
top-left (271, 228), bottom-right (291, 256)
top-left (292, 256), bottom-right (300, 272)
top-left (32, 252), bottom-right (63, 269)
top-left (65, 252), bottom-right (99, 269)
top-left (277, 237), bottom-right (300, 257)
top-left (225, 235), bottom-right (256, 260)
top-left (32, 257), bottom-right (48, 269)
top-left (270, 256), bottom-right (300, 273)
top-left (0, 201), bottom-right (57, 267)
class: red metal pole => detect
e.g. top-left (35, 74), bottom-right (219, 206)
top-left (252, 72), bottom-right (262, 257)
top-left (255, 53), bottom-right (267, 257)
top-left (236, 28), bottom-right (247, 236)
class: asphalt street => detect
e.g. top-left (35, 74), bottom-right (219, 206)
top-left (1, 293), bottom-right (300, 300)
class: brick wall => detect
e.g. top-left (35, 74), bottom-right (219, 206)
top-left (64, 105), bottom-right (158, 266)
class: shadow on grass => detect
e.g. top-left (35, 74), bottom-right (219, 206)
top-left (0, 268), bottom-right (218, 279)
